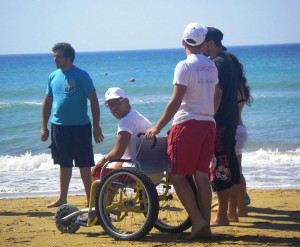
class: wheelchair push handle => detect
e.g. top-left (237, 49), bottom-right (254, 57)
top-left (137, 133), bottom-right (157, 149)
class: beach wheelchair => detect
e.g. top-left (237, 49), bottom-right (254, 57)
top-left (54, 135), bottom-right (192, 240)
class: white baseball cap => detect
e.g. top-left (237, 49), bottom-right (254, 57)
top-left (105, 87), bottom-right (126, 102)
top-left (183, 22), bottom-right (208, 46)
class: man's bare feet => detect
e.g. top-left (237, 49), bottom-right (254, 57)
top-left (46, 199), bottom-right (67, 208)
top-left (194, 226), bottom-right (212, 238)
top-left (186, 220), bottom-right (208, 240)
top-left (227, 213), bottom-right (239, 222)
top-left (237, 210), bottom-right (248, 217)
top-left (210, 217), bottom-right (229, 227)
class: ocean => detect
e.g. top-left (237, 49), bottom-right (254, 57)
top-left (1, 43), bottom-right (300, 198)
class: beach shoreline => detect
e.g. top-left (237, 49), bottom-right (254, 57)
top-left (1, 189), bottom-right (299, 247)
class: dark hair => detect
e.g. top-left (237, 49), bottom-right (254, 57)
top-left (205, 27), bottom-right (223, 47)
top-left (228, 53), bottom-right (253, 105)
top-left (52, 42), bottom-right (75, 62)
top-left (184, 40), bottom-right (205, 50)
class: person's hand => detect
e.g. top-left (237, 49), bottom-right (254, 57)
top-left (92, 160), bottom-right (105, 174)
top-left (93, 125), bottom-right (104, 143)
top-left (145, 126), bottom-right (160, 140)
top-left (41, 127), bottom-right (49, 142)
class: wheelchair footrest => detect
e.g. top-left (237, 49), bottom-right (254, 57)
top-left (75, 220), bottom-right (87, 227)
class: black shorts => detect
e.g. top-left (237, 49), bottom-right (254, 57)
top-left (49, 123), bottom-right (95, 168)
top-left (210, 126), bottom-right (240, 192)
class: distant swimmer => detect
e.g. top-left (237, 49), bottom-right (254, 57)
top-left (129, 78), bottom-right (135, 82)
top-left (104, 72), bottom-right (108, 76)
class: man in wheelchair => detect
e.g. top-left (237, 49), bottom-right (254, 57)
top-left (92, 87), bottom-right (153, 179)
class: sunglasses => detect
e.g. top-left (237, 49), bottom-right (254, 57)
top-left (105, 98), bottom-right (125, 107)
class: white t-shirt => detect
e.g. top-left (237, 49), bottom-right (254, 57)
top-left (118, 108), bottom-right (153, 159)
top-left (172, 53), bottom-right (219, 125)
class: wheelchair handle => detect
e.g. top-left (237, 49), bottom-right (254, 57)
top-left (137, 133), bottom-right (157, 149)
top-left (107, 158), bottom-right (132, 163)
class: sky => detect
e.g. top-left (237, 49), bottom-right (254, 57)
top-left (0, 0), bottom-right (299, 55)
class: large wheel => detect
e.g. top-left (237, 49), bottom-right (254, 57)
top-left (55, 204), bottom-right (80, 233)
top-left (95, 168), bottom-right (159, 240)
top-left (154, 175), bottom-right (195, 233)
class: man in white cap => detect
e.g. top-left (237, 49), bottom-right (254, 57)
top-left (92, 87), bottom-right (152, 178)
top-left (145, 22), bottom-right (219, 239)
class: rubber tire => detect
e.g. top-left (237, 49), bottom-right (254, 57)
top-left (154, 175), bottom-right (196, 233)
top-left (55, 204), bottom-right (80, 233)
top-left (95, 168), bottom-right (159, 240)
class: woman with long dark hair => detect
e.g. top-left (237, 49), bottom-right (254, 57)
top-left (229, 53), bottom-right (253, 217)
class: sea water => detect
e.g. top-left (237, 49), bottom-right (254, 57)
top-left (0, 44), bottom-right (299, 198)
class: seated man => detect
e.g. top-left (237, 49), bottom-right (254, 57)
top-left (92, 87), bottom-right (153, 179)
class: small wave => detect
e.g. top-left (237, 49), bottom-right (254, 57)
top-left (243, 148), bottom-right (300, 168)
top-left (0, 149), bottom-right (299, 197)
top-left (0, 152), bottom-right (54, 172)
top-left (252, 91), bottom-right (300, 99)
top-left (24, 101), bottom-right (42, 106)
top-left (241, 149), bottom-right (300, 190)
top-left (0, 101), bottom-right (42, 108)
top-left (0, 102), bottom-right (10, 108)
top-left (0, 152), bottom-right (104, 172)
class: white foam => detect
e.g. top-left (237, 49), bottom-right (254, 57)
top-left (0, 101), bottom-right (42, 108)
top-left (0, 152), bottom-right (54, 172)
top-left (242, 149), bottom-right (300, 189)
top-left (0, 149), bottom-right (299, 198)
top-left (243, 148), bottom-right (300, 167)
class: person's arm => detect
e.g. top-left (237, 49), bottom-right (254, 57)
top-left (214, 84), bottom-right (222, 114)
top-left (145, 84), bottom-right (186, 139)
top-left (92, 131), bottom-right (131, 172)
top-left (41, 96), bottom-right (53, 142)
top-left (87, 91), bottom-right (104, 143)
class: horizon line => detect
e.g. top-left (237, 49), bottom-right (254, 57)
top-left (1, 42), bottom-right (299, 56)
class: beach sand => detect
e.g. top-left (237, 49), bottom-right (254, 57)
top-left (1, 189), bottom-right (299, 247)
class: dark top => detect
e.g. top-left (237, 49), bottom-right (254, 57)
top-left (213, 52), bottom-right (239, 127)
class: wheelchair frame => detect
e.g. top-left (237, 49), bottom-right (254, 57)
top-left (55, 136), bottom-right (192, 240)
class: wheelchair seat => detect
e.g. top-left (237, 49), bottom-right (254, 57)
top-left (135, 136), bottom-right (169, 184)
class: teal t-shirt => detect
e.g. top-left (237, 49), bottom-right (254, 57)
top-left (46, 65), bottom-right (96, 125)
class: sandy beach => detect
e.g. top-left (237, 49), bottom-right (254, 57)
top-left (1, 189), bottom-right (299, 247)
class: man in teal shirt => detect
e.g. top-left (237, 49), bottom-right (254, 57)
top-left (41, 43), bottom-right (104, 208)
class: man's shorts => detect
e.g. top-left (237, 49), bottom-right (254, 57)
top-left (49, 123), bottom-right (95, 168)
top-left (235, 124), bottom-right (248, 155)
top-left (210, 126), bottom-right (240, 192)
top-left (167, 119), bottom-right (215, 175)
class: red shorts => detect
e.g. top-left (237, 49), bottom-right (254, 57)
top-left (167, 120), bottom-right (215, 175)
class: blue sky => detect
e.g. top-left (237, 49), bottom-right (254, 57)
top-left (0, 0), bottom-right (299, 54)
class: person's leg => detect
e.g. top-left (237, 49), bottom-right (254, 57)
top-left (171, 174), bottom-right (207, 239)
top-left (224, 127), bottom-right (241, 222)
top-left (194, 171), bottom-right (212, 236)
top-left (211, 187), bottom-right (231, 226)
top-left (236, 154), bottom-right (248, 216)
top-left (227, 184), bottom-right (239, 222)
top-left (74, 124), bottom-right (94, 206)
top-left (47, 167), bottom-right (72, 208)
top-left (79, 167), bottom-right (92, 206)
